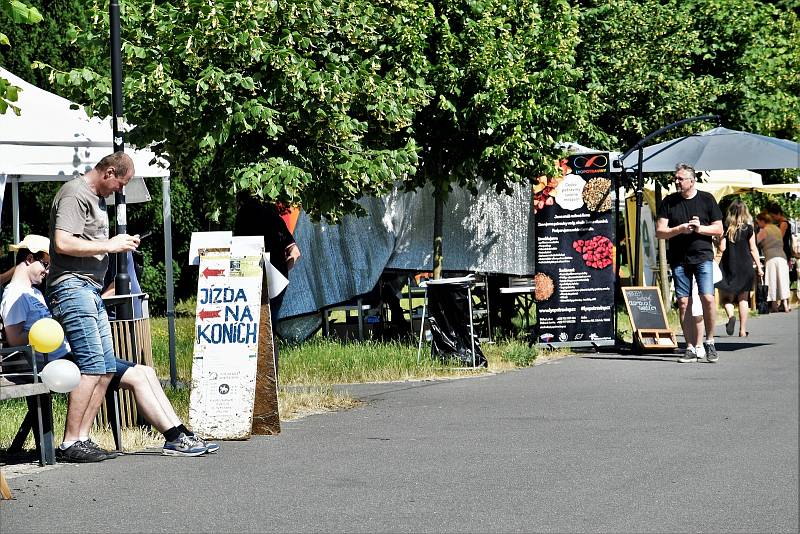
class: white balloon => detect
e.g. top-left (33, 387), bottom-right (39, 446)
top-left (40, 359), bottom-right (81, 393)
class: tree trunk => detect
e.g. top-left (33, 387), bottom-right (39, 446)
top-left (432, 191), bottom-right (444, 280)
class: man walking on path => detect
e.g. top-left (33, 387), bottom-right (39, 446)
top-left (656, 162), bottom-right (723, 363)
top-left (45, 152), bottom-right (141, 462)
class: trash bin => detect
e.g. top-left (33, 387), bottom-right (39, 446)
top-left (96, 294), bottom-right (153, 435)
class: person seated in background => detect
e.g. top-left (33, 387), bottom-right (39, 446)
top-left (1, 235), bottom-right (218, 458)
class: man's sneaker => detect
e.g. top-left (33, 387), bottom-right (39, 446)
top-left (83, 439), bottom-right (119, 459)
top-left (704, 341), bottom-right (719, 363)
top-left (187, 434), bottom-right (219, 453)
top-left (678, 347), bottom-right (698, 363)
top-left (162, 433), bottom-right (208, 457)
top-left (55, 441), bottom-right (108, 463)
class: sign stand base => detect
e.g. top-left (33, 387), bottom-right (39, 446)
top-left (252, 280), bottom-right (280, 435)
top-left (634, 328), bottom-right (677, 351)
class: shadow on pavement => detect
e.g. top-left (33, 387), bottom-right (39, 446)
top-left (583, 340), bottom-right (772, 362)
top-left (711, 341), bottom-right (771, 351)
top-left (583, 355), bottom-right (678, 363)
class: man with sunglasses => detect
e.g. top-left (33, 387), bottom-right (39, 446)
top-left (656, 163), bottom-right (723, 363)
top-left (4, 236), bottom-right (52, 347)
top-left (45, 152), bottom-right (143, 462)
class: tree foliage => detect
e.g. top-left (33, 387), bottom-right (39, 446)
top-left (407, 0), bottom-right (591, 198)
top-left (686, 0), bottom-right (800, 138)
top-left (4, 0), bottom-right (798, 304)
top-left (41, 0), bottom-right (434, 223)
top-left (577, 0), bottom-right (727, 159)
top-left (401, 0), bottom-right (594, 275)
top-left (0, 0), bottom-right (42, 113)
top-left (576, 0), bottom-right (800, 189)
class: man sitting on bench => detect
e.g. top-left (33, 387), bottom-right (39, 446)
top-left (2, 235), bottom-right (218, 458)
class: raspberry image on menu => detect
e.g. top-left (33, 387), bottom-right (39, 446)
top-left (573, 236), bottom-right (613, 269)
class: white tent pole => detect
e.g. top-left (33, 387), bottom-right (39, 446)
top-left (163, 174), bottom-right (177, 387)
top-left (12, 177), bottom-right (20, 243)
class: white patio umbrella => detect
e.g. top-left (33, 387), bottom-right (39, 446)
top-left (620, 127), bottom-right (800, 172)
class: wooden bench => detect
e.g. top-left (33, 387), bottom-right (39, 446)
top-left (0, 345), bottom-right (56, 466)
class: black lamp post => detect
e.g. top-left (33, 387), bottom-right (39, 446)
top-left (618, 114), bottom-right (721, 286)
top-left (110, 0), bottom-right (132, 320)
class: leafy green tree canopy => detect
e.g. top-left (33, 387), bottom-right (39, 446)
top-left (41, 0), bottom-right (434, 222)
top-left (577, 0), bottom-right (800, 190)
top-left (0, 0), bottom-right (42, 114)
top-left (408, 0), bottom-right (592, 198)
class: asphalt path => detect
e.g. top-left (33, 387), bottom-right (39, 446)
top-left (2, 310), bottom-right (797, 533)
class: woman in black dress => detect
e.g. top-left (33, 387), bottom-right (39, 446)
top-left (716, 200), bottom-right (763, 336)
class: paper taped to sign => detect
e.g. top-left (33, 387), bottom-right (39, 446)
top-left (188, 231), bottom-right (232, 265)
top-left (263, 252), bottom-right (289, 299)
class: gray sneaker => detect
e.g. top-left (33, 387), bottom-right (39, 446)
top-left (704, 341), bottom-right (719, 363)
top-left (162, 433), bottom-right (208, 457)
top-left (187, 434), bottom-right (220, 453)
top-left (678, 347), bottom-right (698, 363)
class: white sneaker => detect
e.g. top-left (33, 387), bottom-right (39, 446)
top-left (695, 345), bottom-right (706, 361)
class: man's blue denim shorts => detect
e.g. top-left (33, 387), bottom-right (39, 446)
top-left (109, 358), bottom-right (135, 389)
top-left (673, 260), bottom-right (715, 299)
top-left (47, 278), bottom-right (116, 375)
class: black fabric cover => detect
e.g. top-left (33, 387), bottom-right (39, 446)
top-left (426, 283), bottom-right (487, 367)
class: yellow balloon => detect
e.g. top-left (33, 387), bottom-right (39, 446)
top-left (28, 318), bottom-right (65, 353)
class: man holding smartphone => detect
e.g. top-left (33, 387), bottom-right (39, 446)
top-left (656, 163), bottom-right (723, 363)
top-left (46, 152), bottom-right (140, 461)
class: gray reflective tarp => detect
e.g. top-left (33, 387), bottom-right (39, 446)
top-left (279, 181), bottom-right (535, 321)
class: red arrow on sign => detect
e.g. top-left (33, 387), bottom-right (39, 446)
top-left (202, 267), bottom-right (225, 278)
top-left (198, 309), bottom-right (221, 320)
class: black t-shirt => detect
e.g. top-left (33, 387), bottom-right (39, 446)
top-left (656, 190), bottom-right (723, 266)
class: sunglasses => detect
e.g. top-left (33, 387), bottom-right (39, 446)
top-left (37, 258), bottom-right (50, 269)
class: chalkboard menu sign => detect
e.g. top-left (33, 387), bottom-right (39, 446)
top-left (534, 153), bottom-right (616, 347)
top-left (621, 286), bottom-right (676, 350)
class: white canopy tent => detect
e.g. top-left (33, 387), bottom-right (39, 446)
top-left (0, 68), bottom-right (178, 375)
top-left (0, 67), bottom-right (169, 231)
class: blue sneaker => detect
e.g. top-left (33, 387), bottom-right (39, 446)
top-left (162, 433), bottom-right (207, 457)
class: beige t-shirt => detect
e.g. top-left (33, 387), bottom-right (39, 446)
top-left (760, 224), bottom-right (786, 263)
top-left (47, 176), bottom-right (109, 288)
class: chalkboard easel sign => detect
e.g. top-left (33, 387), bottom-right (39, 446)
top-left (621, 286), bottom-right (676, 350)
